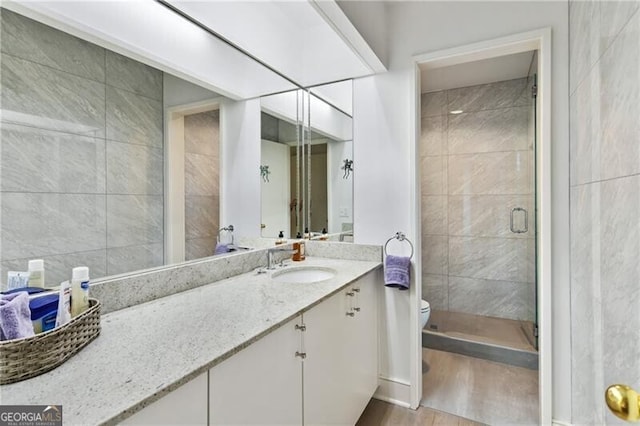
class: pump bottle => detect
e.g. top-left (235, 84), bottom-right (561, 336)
top-left (71, 266), bottom-right (90, 317)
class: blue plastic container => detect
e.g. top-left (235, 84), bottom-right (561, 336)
top-left (29, 294), bottom-right (59, 334)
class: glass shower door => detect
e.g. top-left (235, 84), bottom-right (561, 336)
top-left (420, 71), bottom-right (538, 354)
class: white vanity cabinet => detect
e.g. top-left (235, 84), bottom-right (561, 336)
top-left (209, 315), bottom-right (304, 425)
top-left (206, 270), bottom-right (378, 425)
top-left (120, 372), bottom-right (208, 425)
top-left (303, 270), bottom-right (378, 425)
top-left (125, 269), bottom-right (379, 426)
top-left (346, 269), bottom-right (379, 419)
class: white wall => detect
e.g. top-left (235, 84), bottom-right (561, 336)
top-left (327, 141), bottom-right (354, 234)
top-left (354, 73), bottom-right (415, 406)
top-left (261, 90), bottom-right (352, 142)
top-left (311, 80), bottom-right (354, 116)
top-left (163, 74), bottom-right (221, 108)
top-left (336, 0), bottom-right (389, 68)
top-left (261, 140), bottom-right (291, 238)
top-left (261, 90), bottom-right (299, 124)
top-left (310, 94), bottom-right (352, 141)
top-left (220, 99), bottom-right (262, 239)
top-left (350, 1), bottom-right (570, 422)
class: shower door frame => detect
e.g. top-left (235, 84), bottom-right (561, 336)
top-left (409, 28), bottom-right (552, 424)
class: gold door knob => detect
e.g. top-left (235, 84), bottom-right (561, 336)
top-left (606, 384), bottom-right (640, 422)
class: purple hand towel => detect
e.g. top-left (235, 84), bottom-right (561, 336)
top-left (214, 243), bottom-right (230, 255)
top-left (384, 255), bottom-right (411, 290)
top-left (0, 292), bottom-right (35, 341)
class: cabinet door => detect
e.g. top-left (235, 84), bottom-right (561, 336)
top-left (303, 289), bottom-right (354, 426)
top-left (304, 273), bottom-right (380, 426)
top-left (209, 316), bottom-right (303, 425)
top-left (120, 372), bottom-right (208, 425)
top-left (348, 270), bottom-right (380, 423)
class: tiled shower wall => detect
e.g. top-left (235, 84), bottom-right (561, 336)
top-left (420, 77), bottom-right (535, 322)
top-left (0, 9), bottom-right (164, 286)
top-left (184, 110), bottom-right (220, 261)
top-left (569, 1), bottom-right (640, 424)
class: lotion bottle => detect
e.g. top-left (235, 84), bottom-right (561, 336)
top-left (28, 259), bottom-right (45, 288)
top-left (71, 266), bottom-right (90, 317)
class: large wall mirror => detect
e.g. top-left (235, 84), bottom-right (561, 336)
top-left (0, 5), bottom-right (290, 287)
top-left (0, 2), bottom-right (366, 290)
top-left (260, 81), bottom-right (353, 241)
top-left (0, 8), bottom-right (242, 287)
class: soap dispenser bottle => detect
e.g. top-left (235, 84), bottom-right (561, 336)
top-left (292, 231), bottom-right (305, 261)
top-left (292, 239), bottom-right (306, 261)
top-left (275, 231), bottom-right (286, 245)
top-left (303, 227), bottom-right (311, 239)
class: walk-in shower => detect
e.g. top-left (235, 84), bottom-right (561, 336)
top-left (420, 52), bottom-right (538, 370)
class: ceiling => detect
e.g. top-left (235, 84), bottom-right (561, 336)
top-left (420, 50), bottom-right (536, 93)
top-left (164, 0), bottom-right (385, 88)
top-left (5, 1), bottom-right (385, 99)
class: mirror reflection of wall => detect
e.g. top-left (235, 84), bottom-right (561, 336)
top-left (260, 81), bottom-right (353, 242)
top-left (326, 138), bottom-right (354, 240)
top-left (183, 110), bottom-right (220, 261)
top-left (163, 74), bottom-right (223, 264)
top-left (0, 9), bottom-right (227, 287)
top-left (308, 81), bottom-right (354, 241)
top-left (1, 3), bottom-right (363, 289)
top-left (260, 112), bottom-right (295, 239)
top-left (309, 143), bottom-right (329, 234)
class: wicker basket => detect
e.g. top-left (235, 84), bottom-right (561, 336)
top-left (0, 298), bottom-right (101, 384)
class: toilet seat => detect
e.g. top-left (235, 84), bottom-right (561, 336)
top-left (421, 299), bottom-right (430, 311)
top-left (420, 299), bottom-right (431, 329)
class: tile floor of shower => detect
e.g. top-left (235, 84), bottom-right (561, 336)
top-left (425, 309), bottom-right (536, 351)
top-left (420, 310), bottom-right (539, 425)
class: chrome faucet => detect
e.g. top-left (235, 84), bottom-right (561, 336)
top-left (267, 247), bottom-right (297, 270)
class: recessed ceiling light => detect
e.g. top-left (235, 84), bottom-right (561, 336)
top-left (450, 110), bottom-right (464, 114)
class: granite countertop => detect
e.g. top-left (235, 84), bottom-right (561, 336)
top-left (1, 257), bottom-right (381, 425)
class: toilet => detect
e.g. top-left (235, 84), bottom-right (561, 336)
top-left (420, 299), bottom-right (431, 329)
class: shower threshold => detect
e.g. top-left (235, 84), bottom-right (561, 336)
top-left (422, 310), bottom-right (538, 370)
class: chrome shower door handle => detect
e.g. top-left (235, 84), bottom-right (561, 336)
top-left (510, 207), bottom-right (528, 234)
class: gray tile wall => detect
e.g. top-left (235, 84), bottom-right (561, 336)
top-left (184, 110), bottom-right (220, 261)
top-left (420, 77), bottom-right (535, 322)
top-left (569, 2), bottom-right (640, 424)
top-left (0, 9), bottom-right (164, 287)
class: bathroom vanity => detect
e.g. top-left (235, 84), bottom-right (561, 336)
top-left (2, 255), bottom-right (381, 425)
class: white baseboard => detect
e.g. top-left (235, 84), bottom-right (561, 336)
top-left (552, 420), bottom-right (572, 426)
top-left (373, 376), bottom-right (411, 408)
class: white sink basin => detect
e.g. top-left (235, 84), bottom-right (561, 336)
top-left (272, 266), bottom-right (337, 284)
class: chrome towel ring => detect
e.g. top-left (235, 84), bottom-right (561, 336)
top-left (384, 232), bottom-right (414, 259)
